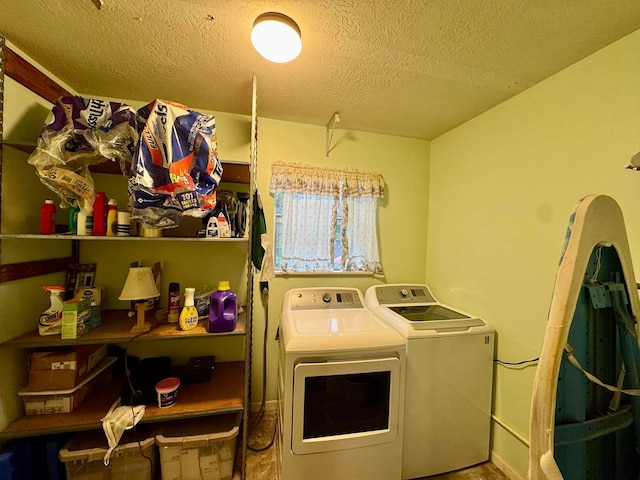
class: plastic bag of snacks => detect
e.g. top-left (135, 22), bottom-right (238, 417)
top-left (27, 96), bottom-right (138, 212)
top-left (128, 99), bottom-right (223, 229)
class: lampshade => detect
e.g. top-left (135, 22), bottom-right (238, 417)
top-left (251, 12), bottom-right (302, 63)
top-left (119, 267), bottom-right (160, 301)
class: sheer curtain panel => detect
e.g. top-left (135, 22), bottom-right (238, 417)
top-left (270, 162), bottom-right (384, 275)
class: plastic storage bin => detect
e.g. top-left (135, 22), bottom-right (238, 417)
top-left (0, 434), bottom-right (72, 480)
top-left (59, 426), bottom-right (157, 480)
top-left (19, 357), bottom-right (115, 415)
top-left (155, 412), bottom-right (240, 480)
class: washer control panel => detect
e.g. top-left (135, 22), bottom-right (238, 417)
top-left (290, 289), bottom-right (364, 310)
top-left (373, 285), bottom-right (437, 304)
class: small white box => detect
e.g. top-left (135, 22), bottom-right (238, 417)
top-left (155, 412), bottom-right (240, 480)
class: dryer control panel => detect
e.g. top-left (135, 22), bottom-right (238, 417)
top-left (373, 285), bottom-right (437, 304)
top-left (289, 289), bottom-right (364, 310)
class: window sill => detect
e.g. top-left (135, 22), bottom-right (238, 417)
top-left (274, 271), bottom-right (375, 277)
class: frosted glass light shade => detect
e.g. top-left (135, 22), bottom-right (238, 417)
top-left (119, 267), bottom-right (160, 301)
top-left (251, 12), bottom-right (302, 63)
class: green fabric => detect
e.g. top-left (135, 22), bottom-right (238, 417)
top-left (252, 190), bottom-right (267, 270)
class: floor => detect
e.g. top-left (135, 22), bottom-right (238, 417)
top-left (243, 409), bottom-right (509, 480)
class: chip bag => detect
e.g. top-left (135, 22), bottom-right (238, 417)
top-left (128, 99), bottom-right (223, 229)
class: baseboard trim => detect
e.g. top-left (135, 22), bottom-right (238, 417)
top-left (250, 399), bottom-right (278, 413)
top-left (490, 450), bottom-right (526, 480)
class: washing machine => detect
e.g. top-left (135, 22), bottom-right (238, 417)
top-left (278, 287), bottom-right (406, 480)
top-left (365, 284), bottom-right (495, 479)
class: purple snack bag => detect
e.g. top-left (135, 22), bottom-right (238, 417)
top-left (27, 96), bottom-right (138, 211)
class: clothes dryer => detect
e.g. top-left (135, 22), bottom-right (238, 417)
top-left (365, 284), bottom-right (495, 479)
top-left (278, 287), bottom-right (406, 480)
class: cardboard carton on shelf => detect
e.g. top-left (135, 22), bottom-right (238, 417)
top-left (20, 357), bottom-right (115, 415)
top-left (28, 344), bottom-right (108, 391)
top-left (74, 286), bottom-right (105, 312)
top-left (61, 297), bottom-right (91, 340)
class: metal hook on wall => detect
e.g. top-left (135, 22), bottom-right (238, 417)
top-left (326, 112), bottom-right (340, 156)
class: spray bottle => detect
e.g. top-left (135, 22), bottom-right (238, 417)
top-left (39, 285), bottom-right (65, 336)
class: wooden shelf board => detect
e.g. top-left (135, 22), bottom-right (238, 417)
top-left (2, 310), bottom-right (246, 348)
top-left (0, 361), bottom-right (244, 439)
top-left (0, 143), bottom-right (250, 184)
top-left (4, 46), bottom-right (73, 104)
top-left (0, 233), bottom-right (249, 242)
top-left (0, 256), bottom-right (75, 283)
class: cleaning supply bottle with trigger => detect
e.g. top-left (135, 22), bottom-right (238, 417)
top-left (39, 285), bottom-right (65, 336)
top-left (179, 287), bottom-right (199, 331)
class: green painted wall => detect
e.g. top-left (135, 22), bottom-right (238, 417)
top-left (428, 29), bottom-right (640, 478)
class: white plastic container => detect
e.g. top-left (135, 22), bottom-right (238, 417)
top-left (59, 425), bottom-right (157, 480)
top-left (155, 412), bottom-right (240, 480)
top-left (155, 377), bottom-right (180, 408)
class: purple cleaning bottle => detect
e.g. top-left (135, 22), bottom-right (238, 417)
top-left (208, 281), bottom-right (237, 333)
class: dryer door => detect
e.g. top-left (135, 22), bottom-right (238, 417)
top-left (292, 357), bottom-right (400, 454)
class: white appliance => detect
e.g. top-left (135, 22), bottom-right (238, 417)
top-left (365, 284), bottom-right (495, 479)
top-left (278, 287), bottom-right (406, 480)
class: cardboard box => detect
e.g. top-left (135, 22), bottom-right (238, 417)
top-left (194, 290), bottom-right (214, 317)
top-left (74, 286), bottom-right (105, 312)
top-left (20, 357), bottom-right (114, 415)
top-left (28, 344), bottom-right (107, 391)
top-left (21, 386), bottom-right (89, 415)
top-left (61, 297), bottom-right (91, 340)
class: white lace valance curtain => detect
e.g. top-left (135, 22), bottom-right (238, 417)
top-left (270, 162), bottom-right (385, 198)
top-left (270, 162), bottom-right (384, 275)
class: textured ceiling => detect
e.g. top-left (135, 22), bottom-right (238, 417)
top-left (1, 0), bottom-right (640, 140)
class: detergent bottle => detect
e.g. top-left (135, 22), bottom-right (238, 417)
top-left (179, 287), bottom-right (199, 331)
top-left (208, 281), bottom-right (237, 333)
top-left (39, 285), bottom-right (65, 336)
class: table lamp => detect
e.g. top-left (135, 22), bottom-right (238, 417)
top-left (118, 266), bottom-right (160, 334)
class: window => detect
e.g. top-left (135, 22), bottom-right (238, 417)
top-left (271, 162), bottom-right (384, 275)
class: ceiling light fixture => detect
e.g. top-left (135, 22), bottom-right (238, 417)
top-left (251, 12), bottom-right (302, 63)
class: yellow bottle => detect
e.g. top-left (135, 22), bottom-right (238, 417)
top-left (179, 287), bottom-right (199, 331)
top-left (106, 199), bottom-right (118, 236)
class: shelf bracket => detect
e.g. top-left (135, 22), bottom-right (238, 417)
top-left (325, 112), bottom-right (340, 157)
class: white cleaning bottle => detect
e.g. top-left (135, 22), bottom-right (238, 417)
top-left (39, 285), bottom-right (65, 336)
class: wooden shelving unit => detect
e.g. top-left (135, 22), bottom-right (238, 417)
top-left (0, 361), bottom-right (244, 439)
top-left (0, 311), bottom-right (247, 439)
top-left (2, 309), bottom-right (247, 348)
top-left (0, 39), bottom-right (258, 479)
